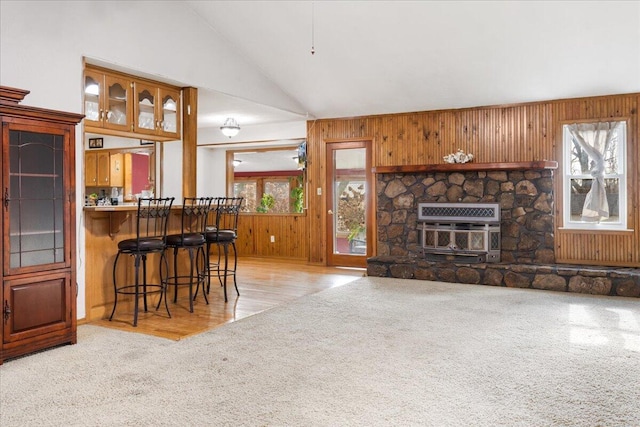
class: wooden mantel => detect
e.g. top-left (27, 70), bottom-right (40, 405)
top-left (372, 161), bottom-right (558, 174)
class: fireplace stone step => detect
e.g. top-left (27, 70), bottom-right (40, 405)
top-left (366, 255), bottom-right (640, 298)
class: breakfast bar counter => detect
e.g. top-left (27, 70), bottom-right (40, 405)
top-left (83, 204), bottom-right (193, 322)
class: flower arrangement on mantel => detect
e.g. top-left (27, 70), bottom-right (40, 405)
top-left (443, 149), bottom-right (474, 164)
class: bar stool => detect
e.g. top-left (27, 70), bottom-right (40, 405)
top-left (204, 196), bottom-right (243, 302)
top-left (110, 197), bottom-right (174, 327)
top-left (163, 197), bottom-right (213, 313)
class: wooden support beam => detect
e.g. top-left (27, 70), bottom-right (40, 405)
top-left (182, 87), bottom-right (198, 198)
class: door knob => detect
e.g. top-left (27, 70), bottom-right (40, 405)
top-left (328, 210), bottom-right (333, 214)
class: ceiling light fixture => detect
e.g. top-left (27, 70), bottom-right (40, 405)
top-left (220, 117), bottom-right (240, 138)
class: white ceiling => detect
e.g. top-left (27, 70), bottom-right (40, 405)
top-left (187, 1), bottom-right (640, 129)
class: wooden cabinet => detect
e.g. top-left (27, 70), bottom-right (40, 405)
top-left (0, 86), bottom-right (83, 364)
top-left (85, 151), bottom-right (123, 187)
top-left (110, 152), bottom-right (124, 187)
top-left (84, 69), bottom-right (133, 132)
top-left (84, 65), bottom-right (181, 142)
top-left (134, 82), bottom-right (181, 140)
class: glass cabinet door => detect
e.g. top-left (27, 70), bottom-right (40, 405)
top-left (105, 75), bottom-right (131, 130)
top-left (160, 92), bottom-right (178, 134)
top-left (4, 126), bottom-right (70, 274)
top-left (134, 82), bottom-right (157, 134)
top-left (83, 74), bottom-right (101, 123)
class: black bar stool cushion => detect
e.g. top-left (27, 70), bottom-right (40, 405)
top-left (118, 237), bottom-right (166, 252)
top-left (204, 229), bottom-right (236, 242)
top-left (166, 232), bottom-right (206, 247)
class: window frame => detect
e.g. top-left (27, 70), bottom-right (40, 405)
top-left (561, 120), bottom-right (628, 231)
top-left (233, 175), bottom-right (303, 214)
top-left (226, 143), bottom-right (306, 215)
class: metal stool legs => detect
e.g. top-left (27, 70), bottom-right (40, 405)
top-left (167, 244), bottom-right (208, 313)
top-left (110, 250), bottom-right (171, 327)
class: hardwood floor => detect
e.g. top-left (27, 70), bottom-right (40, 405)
top-left (90, 257), bottom-right (365, 340)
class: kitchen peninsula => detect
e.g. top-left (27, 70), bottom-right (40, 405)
top-left (83, 203), bottom-right (199, 322)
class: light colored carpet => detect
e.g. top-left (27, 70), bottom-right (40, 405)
top-left (1, 277), bottom-right (639, 426)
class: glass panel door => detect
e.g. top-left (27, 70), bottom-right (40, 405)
top-left (83, 75), bottom-right (101, 122)
top-left (5, 128), bottom-right (67, 272)
top-left (107, 81), bottom-right (129, 126)
top-left (137, 88), bottom-right (156, 131)
top-left (161, 93), bottom-right (178, 133)
top-left (326, 141), bottom-right (372, 268)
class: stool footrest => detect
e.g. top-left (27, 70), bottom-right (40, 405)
top-left (164, 275), bottom-right (207, 285)
top-left (114, 284), bottom-right (164, 295)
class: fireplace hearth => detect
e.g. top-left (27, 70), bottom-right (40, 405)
top-left (370, 161), bottom-right (640, 298)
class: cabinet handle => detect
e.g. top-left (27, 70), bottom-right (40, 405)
top-left (4, 187), bottom-right (9, 210)
top-left (100, 109), bottom-right (104, 121)
top-left (3, 300), bottom-right (10, 324)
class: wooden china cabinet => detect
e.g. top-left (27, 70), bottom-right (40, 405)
top-left (0, 86), bottom-right (83, 364)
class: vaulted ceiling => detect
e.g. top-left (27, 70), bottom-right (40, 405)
top-left (185, 1), bottom-right (640, 128)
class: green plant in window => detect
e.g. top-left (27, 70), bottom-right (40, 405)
top-left (290, 187), bottom-right (304, 213)
top-left (256, 193), bottom-right (275, 213)
top-left (347, 223), bottom-right (365, 243)
top-left (290, 176), bottom-right (304, 213)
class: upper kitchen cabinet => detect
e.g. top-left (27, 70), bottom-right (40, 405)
top-left (84, 64), bottom-right (182, 142)
top-left (134, 82), bottom-right (180, 140)
top-left (84, 69), bottom-right (132, 133)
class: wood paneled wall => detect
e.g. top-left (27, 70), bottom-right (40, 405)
top-left (235, 214), bottom-right (308, 261)
top-left (552, 94), bottom-right (639, 266)
top-left (306, 93), bottom-right (639, 266)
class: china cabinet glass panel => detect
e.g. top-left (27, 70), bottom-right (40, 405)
top-left (107, 82), bottom-right (128, 126)
top-left (84, 75), bottom-right (100, 122)
top-left (137, 89), bottom-right (156, 130)
top-left (161, 94), bottom-right (177, 133)
top-left (7, 130), bottom-right (65, 268)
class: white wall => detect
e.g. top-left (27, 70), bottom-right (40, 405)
top-left (0, 1), bottom-right (307, 319)
top-left (161, 141), bottom-right (183, 202)
top-left (197, 147), bottom-right (227, 198)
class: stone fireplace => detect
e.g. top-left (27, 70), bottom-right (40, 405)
top-left (376, 167), bottom-right (555, 264)
top-left (367, 162), bottom-right (640, 298)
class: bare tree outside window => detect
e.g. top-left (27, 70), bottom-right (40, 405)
top-left (563, 121), bottom-right (626, 229)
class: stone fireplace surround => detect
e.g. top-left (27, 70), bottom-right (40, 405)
top-left (367, 162), bottom-right (640, 298)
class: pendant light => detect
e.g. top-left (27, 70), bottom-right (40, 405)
top-left (220, 117), bottom-right (240, 138)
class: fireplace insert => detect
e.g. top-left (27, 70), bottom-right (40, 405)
top-left (418, 202), bottom-right (501, 263)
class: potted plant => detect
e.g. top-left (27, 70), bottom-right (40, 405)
top-left (256, 193), bottom-right (275, 213)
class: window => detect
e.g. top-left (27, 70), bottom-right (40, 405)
top-left (562, 120), bottom-right (627, 230)
top-left (233, 176), bottom-right (303, 213)
top-left (230, 145), bottom-right (305, 214)
top-left (233, 180), bottom-right (257, 213)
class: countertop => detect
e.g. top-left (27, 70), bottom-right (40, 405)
top-left (83, 204), bottom-right (185, 211)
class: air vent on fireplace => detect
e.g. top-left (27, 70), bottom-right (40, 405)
top-left (418, 202), bottom-right (500, 224)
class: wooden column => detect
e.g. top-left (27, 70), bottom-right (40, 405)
top-left (182, 87), bottom-right (198, 198)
